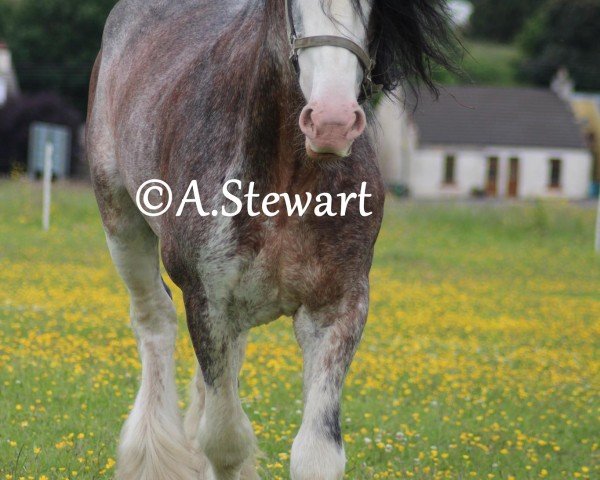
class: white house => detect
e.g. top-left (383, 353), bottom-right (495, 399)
top-left (377, 86), bottom-right (593, 200)
top-left (0, 42), bottom-right (20, 106)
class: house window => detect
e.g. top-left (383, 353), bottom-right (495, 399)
top-left (549, 159), bottom-right (562, 188)
top-left (508, 157), bottom-right (519, 197)
top-left (443, 154), bottom-right (456, 184)
top-left (486, 156), bottom-right (499, 196)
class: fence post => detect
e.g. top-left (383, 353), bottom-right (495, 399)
top-left (42, 143), bottom-right (54, 231)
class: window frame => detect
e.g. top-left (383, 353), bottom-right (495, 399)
top-left (549, 158), bottom-right (562, 189)
top-left (443, 154), bottom-right (456, 186)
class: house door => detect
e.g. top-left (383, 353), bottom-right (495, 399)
top-left (486, 157), bottom-right (499, 196)
top-left (507, 157), bottom-right (519, 197)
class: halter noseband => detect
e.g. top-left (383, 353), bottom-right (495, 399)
top-left (284, 0), bottom-right (381, 102)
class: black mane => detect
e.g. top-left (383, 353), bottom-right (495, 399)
top-left (336, 0), bottom-right (459, 97)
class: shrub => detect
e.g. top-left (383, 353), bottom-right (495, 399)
top-left (0, 92), bottom-right (82, 174)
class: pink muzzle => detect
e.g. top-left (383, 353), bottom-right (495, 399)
top-left (299, 101), bottom-right (366, 158)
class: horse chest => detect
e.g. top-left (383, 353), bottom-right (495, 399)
top-left (197, 217), bottom-right (336, 326)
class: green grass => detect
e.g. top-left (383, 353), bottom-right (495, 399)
top-left (1, 180), bottom-right (598, 479)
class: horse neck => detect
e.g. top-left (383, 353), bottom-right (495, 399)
top-left (238, 0), bottom-right (305, 191)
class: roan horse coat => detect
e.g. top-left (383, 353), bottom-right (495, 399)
top-left (86, 0), bottom-right (453, 478)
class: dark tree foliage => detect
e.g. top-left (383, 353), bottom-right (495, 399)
top-left (519, 0), bottom-right (600, 91)
top-left (469, 0), bottom-right (547, 43)
top-left (0, 0), bottom-right (117, 113)
top-left (0, 92), bottom-right (82, 173)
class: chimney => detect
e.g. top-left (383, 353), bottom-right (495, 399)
top-left (0, 42), bottom-right (20, 105)
top-left (0, 43), bottom-right (9, 106)
top-left (551, 67), bottom-right (574, 102)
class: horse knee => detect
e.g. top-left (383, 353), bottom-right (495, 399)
top-left (131, 300), bottom-right (177, 342)
top-left (198, 409), bottom-right (255, 478)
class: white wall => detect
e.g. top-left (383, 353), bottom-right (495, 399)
top-left (374, 94), bottom-right (413, 187)
top-left (409, 146), bottom-right (592, 199)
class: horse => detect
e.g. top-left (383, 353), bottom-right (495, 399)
top-left (86, 1), bottom-right (453, 479)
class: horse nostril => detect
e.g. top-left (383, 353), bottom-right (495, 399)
top-left (299, 107), bottom-right (315, 136)
top-left (348, 108), bottom-right (366, 139)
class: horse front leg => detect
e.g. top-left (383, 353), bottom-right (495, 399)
top-left (99, 214), bottom-right (198, 479)
top-left (291, 285), bottom-right (369, 480)
top-left (183, 291), bottom-right (257, 480)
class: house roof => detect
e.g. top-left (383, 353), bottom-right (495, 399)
top-left (411, 85), bottom-right (587, 149)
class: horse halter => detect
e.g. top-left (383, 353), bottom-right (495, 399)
top-left (284, 0), bottom-right (382, 103)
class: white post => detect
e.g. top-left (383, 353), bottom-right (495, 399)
top-left (42, 143), bottom-right (54, 231)
top-left (595, 190), bottom-right (600, 253)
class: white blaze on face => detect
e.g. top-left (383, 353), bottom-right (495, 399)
top-left (295, 0), bottom-right (371, 100)
top-left (294, 0), bottom-right (373, 158)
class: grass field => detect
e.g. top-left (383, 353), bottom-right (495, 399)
top-left (435, 40), bottom-right (522, 87)
top-left (1, 180), bottom-right (598, 480)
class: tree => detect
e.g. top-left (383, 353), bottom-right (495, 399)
top-left (519, 0), bottom-right (600, 91)
top-left (0, 0), bottom-right (117, 113)
top-left (469, 0), bottom-right (547, 43)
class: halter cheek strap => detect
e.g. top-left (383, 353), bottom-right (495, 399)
top-left (292, 36), bottom-right (373, 78)
top-left (284, 0), bottom-right (382, 102)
